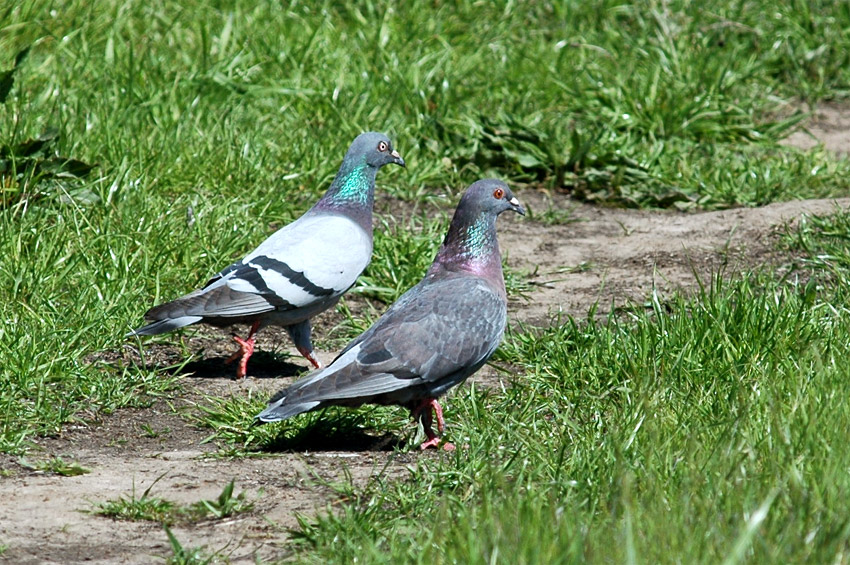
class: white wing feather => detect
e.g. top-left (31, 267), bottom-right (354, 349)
top-left (231, 214), bottom-right (372, 306)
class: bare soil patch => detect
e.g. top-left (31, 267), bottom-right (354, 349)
top-left (781, 101), bottom-right (850, 154)
top-left (3, 108), bottom-right (850, 564)
top-left (503, 192), bottom-right (850, 326)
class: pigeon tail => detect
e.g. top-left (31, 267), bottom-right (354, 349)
top-left (255, 395), bottom-right (321, 422)
top-left (126, 315), bottom-right (203, 337)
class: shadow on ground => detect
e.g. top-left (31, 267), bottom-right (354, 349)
top-left (254, 407), bottom-right (407, 453)
top-left (178, 351), bottom-right (307, 380)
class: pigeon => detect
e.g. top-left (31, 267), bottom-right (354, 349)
top-left (255, 178), bottom-right (524, 450)
top-left (128, 132), bottom-right (405, 378)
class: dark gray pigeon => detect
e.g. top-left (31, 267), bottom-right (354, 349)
top-left (128, 132), bottom-right (405, 378)
top-left (255, 178), bottom-right (524, 450)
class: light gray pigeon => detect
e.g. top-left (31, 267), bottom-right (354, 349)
top-left (255, 178), bottom-right (524, 450)
top-left (128, 132), bottom-right (405, 378)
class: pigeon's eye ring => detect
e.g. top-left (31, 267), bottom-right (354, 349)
top-left (493, 188), bottom-right (505, 199)
top-left (377, 141), bottom-right (389, 152)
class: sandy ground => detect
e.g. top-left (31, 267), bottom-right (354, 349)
top-left (1, 106), bottom-right (849, 564)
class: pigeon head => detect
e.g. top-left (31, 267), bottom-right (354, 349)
top-left (457, 178), bottom-right (525, 219)
top-left (318, 132), bottom-right (404, 219)
top-left (430, 178), bottom-right (523, 281)
top-left (347, 132), bottom-right (406, 169)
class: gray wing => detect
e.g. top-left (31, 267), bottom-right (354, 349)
top-left (137, 260), bottom-right (297, 324)
top-left (128, 260), bottom-right (299, 335)
top-left (257, 273), bottom-right (507, 421)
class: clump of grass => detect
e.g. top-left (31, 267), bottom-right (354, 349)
top-left (189, 390), bottom-right (275, 454)
top-left (94, 477), bottom-right (176, 524)
top-left (140, 423), bottom-right (170, 439)
top-left (93, 477), bottom-right (253, 525)
top-left (163, 526), bottom-right (218, 565)
top-left (191, 480), bottom-right (253, 520)
top-left (0, 128), bottom-right (97, 209)
top-left (525, 204), bottom-right (579, 226)
top-left (192, 388), bottom-right (407, 456)
top-left (782, 208), bottom-right (850, 280)
top-left (19, 456), bottom-right (90, 476)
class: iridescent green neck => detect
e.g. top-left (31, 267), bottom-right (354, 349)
top-left (310, 159), bottom-right (377, 231)
top-left (458, 215), bottom-right (497, 261)
top-left (326, 160), bottom-right (375, 207)
top-left (432, 213), bottom-right (501, 276)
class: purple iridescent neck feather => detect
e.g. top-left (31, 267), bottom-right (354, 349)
top-left (428, 207), bottom-right (505, 296)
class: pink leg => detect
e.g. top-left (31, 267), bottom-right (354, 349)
top-left (225, 320), bottom-right (260, 378)
top-left (430, 399), bottom-right (446, 433)
top-left (412, 399), bottom-right (455, 451)
top-left (297, 346), bottom-right (323, 370)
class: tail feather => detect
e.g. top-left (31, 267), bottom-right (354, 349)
top-left (125, 315), bottom-right (203, 337)
top-left (255, 396), bottom-right (321, 422)
top-left (254, 345), bottom-right (362, 423)
top-left (143, 283), bottom-right (274, 321)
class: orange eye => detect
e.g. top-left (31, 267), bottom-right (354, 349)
top-left (493, 188), bottom-right (505, 199)
top-left (377, 141), bottom-right (389, 152)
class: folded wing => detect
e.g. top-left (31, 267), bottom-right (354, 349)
top-left (258, 274), bottom-right (507, 420)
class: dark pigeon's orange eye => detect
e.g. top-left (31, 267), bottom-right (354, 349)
top-left (377, 141), bottom-right (389, 152)
top-left (493, 188), bottom-right (505, 199)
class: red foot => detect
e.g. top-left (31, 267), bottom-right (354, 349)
top-left (224, 321), bottom-right (259, 379)
top-left (232, 335), bottom-right (255, 378)
top-left (298, 346), bottom-right (323, 369)
top-left (412, 398), bottom-right (452, 450)
top-left (419, 437), bottom-right (456, 451)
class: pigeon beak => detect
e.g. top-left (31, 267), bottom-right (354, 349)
top-left (390, 149), bottom-right (406, 167)
top-left (509, 196), bottom-right (526, 216)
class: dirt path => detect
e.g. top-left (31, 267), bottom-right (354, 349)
top-left (2, 108), bottom-right (849, 564)
top-left (781, 102), bottom-right (850, 155)
top-left (504, 193), bottom-right (850, 325)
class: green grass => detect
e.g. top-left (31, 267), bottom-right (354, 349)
top-left (782, 208), bottom-right (850, 279)
top-left (195, 213), bottom-right (850, 563)
top-left (92, 478), bottom-right (253, 525)
top-left (2, 0), bottom-right (850, 562)
top-left (2, 1), bottom-right (849, 452)
top-left (19, 455), bottom-right (90, 476)
top-left (284, 269), bottom-right (850, 563)
top-left (163, 526), bottom-right (220, 565)
top-left (193, 386), bottom-right (411, 457)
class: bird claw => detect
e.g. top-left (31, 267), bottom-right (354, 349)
top-left (419, 437), bottom-right (455, 451)
top-left (223, 321), bottom-right (260, 379)
top-left (225, 334), bottom-right (255, 379)
top-left (413, 398), bottom-right (452, 451)
top-left (298, 347), bottom-right (323, 370)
